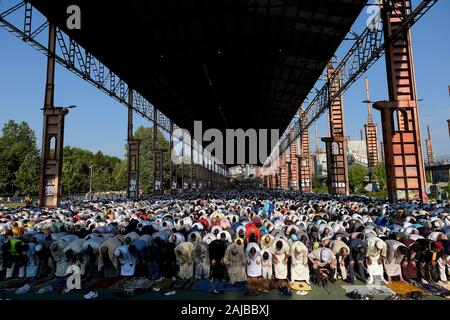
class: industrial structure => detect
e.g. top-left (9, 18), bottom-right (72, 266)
top-left (364, 77), bottom-right (379, 183)
top-left (0, 0), bottom-right (441, 206)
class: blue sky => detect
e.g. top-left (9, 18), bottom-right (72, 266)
top-left (0, 0), bottom-right (449, 161)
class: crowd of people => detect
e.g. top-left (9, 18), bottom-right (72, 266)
top-left (0, 188), bottom-right (449, 298)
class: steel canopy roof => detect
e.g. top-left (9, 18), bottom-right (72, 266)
top-left (29, 0), bottom-right (366, 139)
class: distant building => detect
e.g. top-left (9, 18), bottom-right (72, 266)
top-left (347, 140), bottom-right (368, 166)
top-left (313, 140), bottom-right (369, 180)
top-left (313, 150), bottom-right (328, 179)
top-left (229, 164), bottom-right (261, 179)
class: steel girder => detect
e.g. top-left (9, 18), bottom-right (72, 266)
top-left (0, 1), bottom-right (175, 134)
top-left (272, 0), bottom-right (438, 158)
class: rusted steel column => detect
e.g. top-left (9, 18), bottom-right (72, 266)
top-left (127, 89), bottom-right (140, 199)
top-left (181, 139), bottom-right (186, 191)
top-left (447, 119), bottom-right (450, 140)
top-left (197, 147), bottom-right (202, 190)
top-left (170, 123), bottom-right (178, 192)
top-left (39, 23), bottom-right (68, 208)
top-left (207, 159), bottom-right (212, 189)
top-left (281, 150), bottom-right (288, 190)
top-left (425, 125), bottom-right (434, 165)
top-left (153, 109), bottom-right (163, 195)
top-left (189, 137), bottom-right (194, 189)
top-left (321, 61), bottom-right (349, 195)
top-left (364, 77), bottom-right (379, 182)
top-left (298, 109), bottom-right (312, 193)
top-left (374, 0), bottom-right (427, 202)
top-left (192, 141), bottom-right (198, 190)
top-left (425, 125), bottom-right (433, 184)
top-left (274, 173), bottom-right (278, 189)
top-left (288, 129), bottom-right (298, 190)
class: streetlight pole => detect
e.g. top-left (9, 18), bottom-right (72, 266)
top-left (89, 165), bottom-right (94, 200)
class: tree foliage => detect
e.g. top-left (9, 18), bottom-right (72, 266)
top-left (0, 121), bottom-right (186, 196)
top-left (0, 120), bottom-right (39, 195)
top-left (133, 126), bottom-right (171, 194)
top-left (348, 163), bottom-right (368, 193)
top-left (0, 120), bottom-right (127, 195)
top-left (15, 153), bottom-right (40, 195)
top-left (373, 161), bottom-right (387, 191)
top-left (62, 147), bottom-right (124, 194)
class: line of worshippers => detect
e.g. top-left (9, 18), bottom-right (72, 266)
top-left (1, 190), bottom-right (449, 291)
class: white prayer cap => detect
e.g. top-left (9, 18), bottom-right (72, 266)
top-left (320, 249), bottom-right (330, 262)
top-left (375, 240), bottom-right (384, 250)
top-left (202, 233), bottom-right (216, 245)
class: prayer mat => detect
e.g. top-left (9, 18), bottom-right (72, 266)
top-left (182, 278), bottom-right (197, 291)
top-left (88, 277), bottom-right (122, 289)
top-left (52, 278), bottom-right (69, 290)
top-left (412, 281), bottom-right (450, 296)
top-left (190, 279), bottom-right (210, 291)
top-left (30, 276), bottom-right (54, 286)
top-left (123, 278), bottom-right (153, 290)
top-left (150, 278), bottom-right (173, 290)
top-left (207, 281), bottom-right (246, 292)
top-left (342, 285), bottom-right (394, 296)
top-left (437, 281), bottom-right (450, 291)
top-left (246, 278), bottom-right (271, 291)
top-left (222, 283), bottom-right (246, 292)
top-left (30, 277), bottom-right (56, 292)
top-left (82, 277), bottom-right (98, 288)
top-left (270, 279), bottom-right (288, 289)
top-left (290, 281), bottom-right (312, 291)
top-left (386, 281), bottom-right (427, 296)
top-left (171, 279), bottom-right (190, 290)
top-left (1, 279), bottom-right (27, 289)
top-left (163, 279), bottom-right (175, 289)
top-left (109, 277), bottom-right (131, 289)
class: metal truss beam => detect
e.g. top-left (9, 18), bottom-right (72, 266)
top-left (0, 1), bottom-right (176, 134)
top-left (298, 109), bottom-right (312, 192)
top-left (273, 0), bottom-right (438, 158)
top-left (364, 77), bottom-right (379, 181)
top-left (1, 1), bottom-right (231, 198)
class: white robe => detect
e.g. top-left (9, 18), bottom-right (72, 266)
top-left (367, 237), bottom-right (386, 280)
top-left (63, 238), bottom-right (87, 275)
top-left (82, 235), bottom-right (106, 254)
top-left (25, 243), bottom-right (39, 278)
top-left (114, 245), bottom-right (136, 276)
top-left (261, 249), bottom-right (273, 279)
top-left (50, 240), bottom-right (70, 277)
top-left (384, 240), bottom-right (405, 278)
top-left (246, 243), bottom-right (262, 277)
top-left (175, 242), bottom-right (194, 279)
top-left (224, 244), bottom-right (247, 284)
top-left (290, 241), bottom-right (310, 282)
top-left (272, 239), bottom-right (289, 280)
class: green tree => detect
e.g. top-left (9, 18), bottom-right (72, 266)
top-left (112, 160), bottom-right (127, 191)
top-left (425, 171), bottom-right (432, 184)
top-left (312, 174), bottom-right (328, 193)
top-left (348, 163), bottom-right (368, 193)
top-left (15, 153), bottom-right (40, 195)
top-left (0, 120), bottom-right (39, 195)
top-left (62, 147), bottom-right (123, 194)
top-left (62, 147), bottom-right (92, 194)
top-left (133, 126), bottom-right (170, 194)
top-left (373, 161), bottom-right (387, 191)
